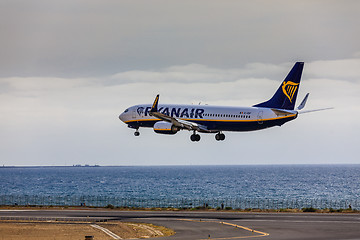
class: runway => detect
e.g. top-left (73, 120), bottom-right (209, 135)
top-left (1, 210), bottom-right (360, 239)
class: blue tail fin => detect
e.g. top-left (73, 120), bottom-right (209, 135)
top-left (253, 62), bottom-right (304, 110)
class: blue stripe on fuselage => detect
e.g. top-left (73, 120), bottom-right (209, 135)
top-left (126, 115), bottom-right (296, 132)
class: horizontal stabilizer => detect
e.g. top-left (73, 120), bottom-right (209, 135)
top-left (271, 108), bottom-right (296, 116)
top-left (298, 107), bottom-right (334, 114)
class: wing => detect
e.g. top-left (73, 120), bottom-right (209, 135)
top-left (149, 94), bottom-right (210, 132)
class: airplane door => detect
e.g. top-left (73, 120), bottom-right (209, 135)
top-left (132, 109), bottom-right (136, 119)
top-left (257, 111), bottom-right (263, 124)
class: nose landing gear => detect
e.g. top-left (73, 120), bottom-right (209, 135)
top-left (134, 129), bottom-right (140, 136)
top-left (215, 132), bottom-right (225, 141)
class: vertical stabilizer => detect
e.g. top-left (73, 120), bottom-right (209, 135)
top-left (253, 62), bottom-right (304, 110)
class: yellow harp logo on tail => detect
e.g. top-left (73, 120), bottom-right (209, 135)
top-left (282, 81), bottom-right (299, 103)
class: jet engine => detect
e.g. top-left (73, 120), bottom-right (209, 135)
top-left (153, 121), bottom-right (180, 135)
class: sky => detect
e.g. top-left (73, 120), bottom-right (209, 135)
top-left (0, 0), bottom-right (360, 166)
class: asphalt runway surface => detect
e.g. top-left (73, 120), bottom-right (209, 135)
top-left (1, 210), bottom-right (360, 239)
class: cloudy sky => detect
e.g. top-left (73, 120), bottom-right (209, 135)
top-left (1, 0), bottom-right (359, 166)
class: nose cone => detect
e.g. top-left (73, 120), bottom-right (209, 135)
top-left (119, 112), bottom-right (126, 122)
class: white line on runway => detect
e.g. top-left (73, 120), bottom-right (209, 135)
top-left (91, 224), bottom-right (122, 239)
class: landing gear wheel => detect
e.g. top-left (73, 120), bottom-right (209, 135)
top-left (220, 133), bottom-right (225, 140)
top-left (215, 134), bottom-right (220, 141)
top-left (134, 130), bottom-right (140, 136)
top-left (195, 134), bottom-right (200, 141)
top-left (215, 133), bottom-right (225, 141)
top-left (190, 134), bottom-right (201, 142)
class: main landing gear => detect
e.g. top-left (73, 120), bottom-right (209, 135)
top-left (215, 132), bottom-right (225, 141)
top-left (190, 131), bottom-right (201, 142)
top-left (190, 132), bottom-right (225, 142)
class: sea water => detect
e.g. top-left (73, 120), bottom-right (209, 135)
top-left (1, 165), bottom-right (359, 201)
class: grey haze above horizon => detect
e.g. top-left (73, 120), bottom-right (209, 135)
top-left (1, 0), bottom-right (359, 166)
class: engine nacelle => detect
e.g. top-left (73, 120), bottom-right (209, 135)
top-left (153, 121), bottom-right (179, 135)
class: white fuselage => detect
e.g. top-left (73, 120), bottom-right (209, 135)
top-left (119, 104), bottom-right (297, 132)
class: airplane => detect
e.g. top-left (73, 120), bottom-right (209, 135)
top-left (119, 62), bottom-right (327, 142)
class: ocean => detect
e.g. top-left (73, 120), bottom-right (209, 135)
top-left (1, 165), bottom-right (359, 201)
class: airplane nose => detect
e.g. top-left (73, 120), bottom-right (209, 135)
top-left (119, 112), bottom-right (125, 122)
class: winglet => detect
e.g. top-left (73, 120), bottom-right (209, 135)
top-left (297, 93), bottom-right (309, 110)
top-left (150, 94), bottom-right (159, 113)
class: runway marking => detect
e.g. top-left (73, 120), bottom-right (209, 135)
top-left (233, 219), bottom-right (360, 224)
top-left (90, 224), bottom-right (122, 239)
top-left (127, 223), bottom-right (164, 236)
top-left (178, 219), bottom-right (269, 239)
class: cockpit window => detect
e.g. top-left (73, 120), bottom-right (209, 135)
top-left (124, 109), bottom-right (129, 113)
